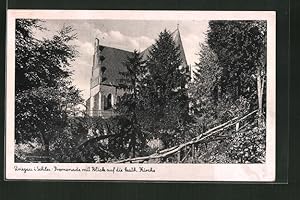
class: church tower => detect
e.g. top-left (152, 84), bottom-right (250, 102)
top-left (88, 38), bottom-right (105, 117)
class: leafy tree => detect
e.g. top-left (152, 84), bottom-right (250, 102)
top-left (15, 19), bottom-right (83, 161)
top-left (16, 20), bottom-right (77, 92)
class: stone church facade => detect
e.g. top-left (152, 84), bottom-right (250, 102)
top-left (86, 28), bottom-right (189, 118)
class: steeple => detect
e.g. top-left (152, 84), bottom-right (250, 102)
top-left (171, 26), bottom-right (188, 68)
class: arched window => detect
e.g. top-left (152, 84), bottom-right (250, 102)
top-left (107, 94), bottom-right (112, 109)
top-left (105, 94), bottom-right (112, 110)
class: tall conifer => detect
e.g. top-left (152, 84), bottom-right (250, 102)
top-left (142, 29), bottom-right (190, 146)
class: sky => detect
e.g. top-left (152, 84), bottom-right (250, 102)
top-left (36, 19), bottom-right (209, 100)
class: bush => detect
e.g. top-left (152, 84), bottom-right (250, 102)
top-left (227, 122), bottom-right (266, 163)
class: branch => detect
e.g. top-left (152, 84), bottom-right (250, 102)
top-left (181, 148), bottom-right (192, 162)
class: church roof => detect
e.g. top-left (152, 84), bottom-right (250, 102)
top-left (141, 28), bottom-right (188, 67)
top-left (171, 28), bottom-right (188, 67)
top-left (98, 28), bottom-right (188, 86)
top-left (98, 46), bottom-right (132, 86)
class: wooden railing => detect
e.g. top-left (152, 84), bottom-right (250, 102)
top-left (116, 110), bottom-right (258, 163)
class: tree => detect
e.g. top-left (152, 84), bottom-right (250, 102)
top-left (193, 20), bottom-right (267, 163)
top-left (15, 19), bottom-right (83, 161)
top-left (207, 21), bottom-right (266, 109)
top-left (114, 50), bottom-right (147, 158)
top-left (141, 29), bottom-right (191, 147)
top-left (207, 20), bottom-right (267, 129)
top-left (16, 20), bottom-right (77, 92)
top-left (250, 21), bottom-right (267, 130)
top-left (189, 43), bottom-right (222, 131)
top-left (186, 21), bottom-right (267, 163)
top-left (114, 30), bottom-right (191, 158)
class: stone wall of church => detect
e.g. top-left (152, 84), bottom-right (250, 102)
top-left (89, 84), bottom-right (126, 118)
top-left (99, 84), bottom-right (126, 109)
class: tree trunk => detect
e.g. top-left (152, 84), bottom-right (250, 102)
top-left (257, 65), bottom-right (265, 132)
top-left (131, 114), bottom-right (138, 158)
top-left (191, 144), bottom-right (195, 163)
top-left (44, 142), bottom-right (50, 162)
top-left (177, 150), bottom-right (181, 163)
top-left (132, 134), bottom-right (136, 158)
top-left (39, 132), bottom-right (51, 162)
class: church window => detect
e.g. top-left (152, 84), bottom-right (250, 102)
top-left (104, 94), bottom-right (112, 110)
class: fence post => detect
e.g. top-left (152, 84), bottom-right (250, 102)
top-left (177, 150), bottom-right (181, 163)
top-left (191, 144), bottom-right (195, 162)
top-left (235, 122), bottom-right (240, 132)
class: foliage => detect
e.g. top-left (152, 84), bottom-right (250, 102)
top-left (113, 50), bottom-right (147, 158)
top-left (140, 29), bottom-right (191, 147)
top-left (106, 116), bottom-right (147, 158)
top-left (15, 19), bottom-right (83, 160)
top-left (189, 43), bottom-right (222, 131)
top-left (207, 20), bottom-right (266, 108)
top-left (15, 20), bottom-right (267, 164)
top-left (49, 116), bottom-right (88, 162)
top-left (194, 140), bottom-right (234, 164)
top-left (16, 19), bottom-right (78, 92)
top-left (188, 20), bottom-right (267, 163)
top-left (227, 122), bottom-right (266, 163)
top-left (111, 30), bottom-right (192, 159)
top-left (15, 140), bottom-right (46, 162)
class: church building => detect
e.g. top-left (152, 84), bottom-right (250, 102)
top-left (86, 28), bottom-right (189, 118)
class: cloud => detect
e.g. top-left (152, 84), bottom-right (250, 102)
top-left (73, 39), bottom-right (94, 57)
top-left (109, 30), bottom-right (125, 41)
top-left (93, 28), bottom-right (154, 52)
